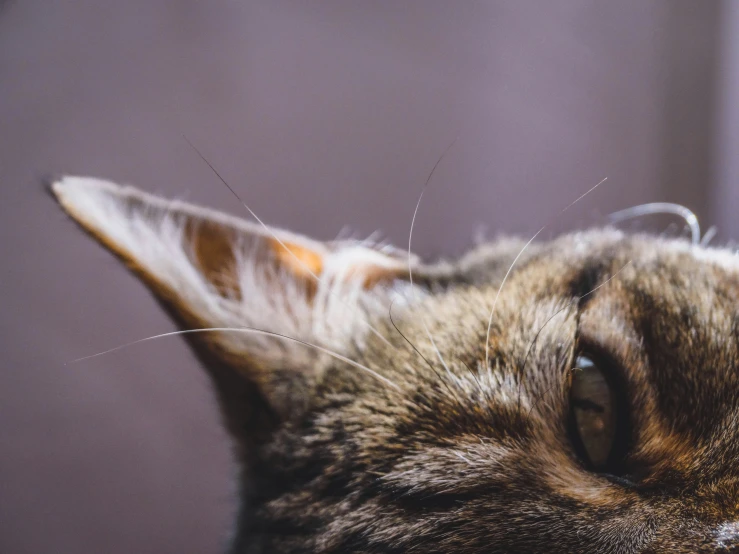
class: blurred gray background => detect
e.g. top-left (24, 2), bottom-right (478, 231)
top-left (1, 1), bottom-right (738, 552)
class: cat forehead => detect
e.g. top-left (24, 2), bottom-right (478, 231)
top-left (385, 230), bottom-right (739, 358)
top-left (531, 231), bottom-right (739, 301)
top-left (550, 229), bottom-right (739, 269)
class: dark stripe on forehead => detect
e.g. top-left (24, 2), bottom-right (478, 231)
top-left (620, 270), bottom-right (739, 444)
top-left (567, 257), bottom-right (614, 307)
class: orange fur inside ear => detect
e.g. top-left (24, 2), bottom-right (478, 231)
top-left (269, 238), bottom-right (411, 291)
top-left (268, 238), bottom-right (324, 298)
top-left (270, 238), bottom-right (324, 278)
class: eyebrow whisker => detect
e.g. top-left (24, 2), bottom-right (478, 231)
top-left (66, 326), bottom-right (401, 391)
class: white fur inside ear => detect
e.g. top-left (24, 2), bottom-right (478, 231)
top-left (53, 174), bottom-right (232, 327)
top-left (52, 175), bottom-right (210, 309)
top-left (53, 176), bottom-right (417, 367)
top-left (52, 176), bottom-right (137, 243)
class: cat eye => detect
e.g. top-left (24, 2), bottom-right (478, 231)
top-left (569, 355), bottom-right (618, 470)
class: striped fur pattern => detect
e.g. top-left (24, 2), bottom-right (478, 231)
top-left (53, 177), bottom-right (739, 553)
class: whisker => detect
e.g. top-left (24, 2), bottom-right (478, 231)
top-left (389, 301), bottom-right (482, 428)
top-left (608, 202), bottom-right (700, 246)
top-left (66, 326), bottom-right (401, 391)
top-left (388, 300), bottom-right (466, 408)
top-left (484, 177), bottom-right (608, 371)
top-left (407, 136), bottom-right (458, 381)
top-left (398, 137), bottom-right (488, 423)
top-left (388, 301), bottom-right (438, 375)
top-left (182, 135), bottom-right (396, 349)
top-left (461, 360), bottom-right (484, 393)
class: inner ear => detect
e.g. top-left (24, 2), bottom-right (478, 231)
top-left (184, 217), bottom-right (331, 302)
top-left (51, 176), bottom-right (427, 427)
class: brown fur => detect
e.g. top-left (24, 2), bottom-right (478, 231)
top-left (53, 177), bottom-right (739, 553)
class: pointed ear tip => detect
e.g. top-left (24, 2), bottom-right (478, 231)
top-left (47, 176), bottom-right (129, 218)
top-left (41, 173), bottom-right (62, 202)
top-left (48, 175), bottom-right (121, 202)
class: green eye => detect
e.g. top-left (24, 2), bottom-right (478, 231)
top-left (569, 355), bottom-right (617, 469)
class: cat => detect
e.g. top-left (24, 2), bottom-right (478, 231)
top-left (51, 175), bottom-right (739, 553)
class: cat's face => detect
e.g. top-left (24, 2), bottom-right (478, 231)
top-left (53, 176), bottom-right (739, 553)
top-left (314, 233), bottom-right (739, 553)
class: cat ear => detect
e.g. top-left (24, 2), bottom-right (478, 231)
top-left (51, 176), bottom-right (421, 429)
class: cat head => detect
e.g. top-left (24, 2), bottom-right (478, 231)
top-left (53, 176), bottom-right (739, 553)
